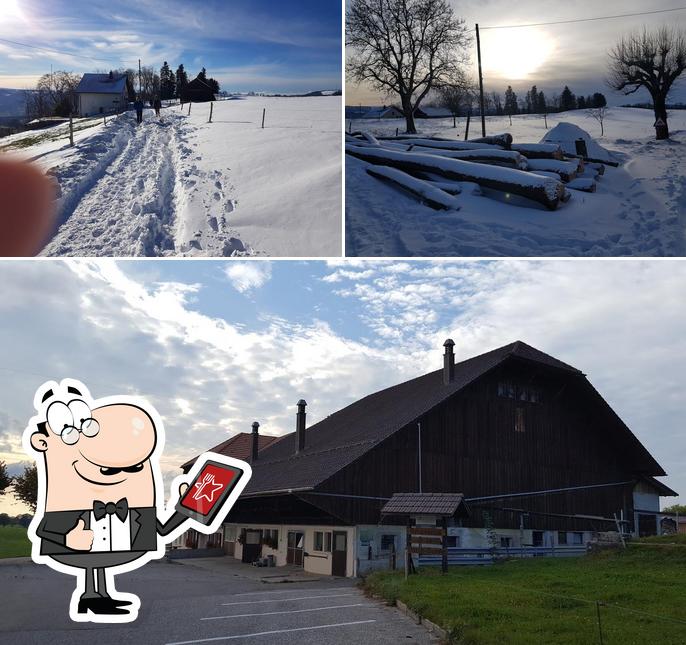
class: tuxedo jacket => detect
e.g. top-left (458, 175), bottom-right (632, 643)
top-left (36, 507), bottom-right (174, 556)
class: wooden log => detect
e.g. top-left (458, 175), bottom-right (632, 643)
top-left (360, 131), bottom-right (380, 146)
top-left (346, 144), bottom-right (565, 210)
top-left (526, 158), bottom-right (580, 182)
top-left (511, 143), bottom-right (564, 160)
top-left (566, 177), bottom-right (597, 193)
top-left (379, 138), bottom-right (501, 152)
top-left (396, 145), bottom-right (527, 170)
top-left (366, 166), bottom-right (461, 211)
top-left (469, 133), bottom-right (513, 149)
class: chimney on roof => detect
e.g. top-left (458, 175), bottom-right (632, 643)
top-left (295, 399), bottom-right (307, 454)
top-left (443, 338), bottom-right (455, 385)
top-left (251, 421), bottom-right (260, 462)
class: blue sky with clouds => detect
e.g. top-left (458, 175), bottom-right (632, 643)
top-left (1, 259), bottom-right (684, 516)
top-left (0, 0), bottom-right (341, 92)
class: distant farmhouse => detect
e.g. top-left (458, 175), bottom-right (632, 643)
top-left (177, 340), bottom-right (677, 578)
top-left (74, 72), bottom-right (133, 117)
top-left (346, 104), bottom-right (454, 120)
top-left (179, 76), bottom-right (216, 103)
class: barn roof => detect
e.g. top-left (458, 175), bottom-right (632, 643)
top-left (75, 73), bottom-right (127, 94)
top-left (181, 432), bottom-right (281, 472)
top-left (240, 340), bottom-right (617, 497)
top-left (381, 493), bottom-right (468, 517)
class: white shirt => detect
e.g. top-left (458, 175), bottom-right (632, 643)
top-left (90, 510), bottom-right (132, 552)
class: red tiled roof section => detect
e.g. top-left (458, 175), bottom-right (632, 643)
top-left (180, 432), bottom-right (282, 472)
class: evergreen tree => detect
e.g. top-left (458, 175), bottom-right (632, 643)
top-left (577, 95), bottom-right (587, 109)
top-left (159, 61), bottom-right (176, 100)
top-left (504, 85), bottom-right (518, 116)
top-left (175, 64), bottom-right (189, 98)
top-left (538, 90), bottom-right (547, 113)
top-left (198, 67), bottom-right (208, 83)
top-left (592, 92), bottom-right (607, 108)
top-left (560, 85), bottom-right (576, 111)
top-left (528, 85), bottom-right (539, 113)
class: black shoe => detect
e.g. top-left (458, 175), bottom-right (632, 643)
top-left (77, 597), bottom-right (130, 615)
top-left (98, 594), bottom-right (132, 607)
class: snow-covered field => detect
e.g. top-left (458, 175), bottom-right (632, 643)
top-left (2, 96), bottom-right (341, 256)
top-left (346, 108), bottom-right (686, 257)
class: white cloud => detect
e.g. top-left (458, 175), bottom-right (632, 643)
top-left (224, 262), bottom-right (273, 293)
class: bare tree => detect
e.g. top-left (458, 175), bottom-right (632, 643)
top-left (587, 107), bottom-right (608, 137)
top-left (25, 71), bottom-right (80, 119)
top-left (608, 26), bottom-right (686, 139)
top-left (437, 76), bottom-right (476, 117)
top-left (346, 0), bottom-right (471, 133)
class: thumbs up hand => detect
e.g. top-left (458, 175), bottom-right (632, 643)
top-left (66, 519), bottom-right (94, 551)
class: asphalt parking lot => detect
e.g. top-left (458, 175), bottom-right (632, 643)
top-left (0, 557), bottom-right (435, 644)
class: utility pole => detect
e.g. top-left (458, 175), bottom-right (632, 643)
top-left (475, 24), bottom-right (486, 137)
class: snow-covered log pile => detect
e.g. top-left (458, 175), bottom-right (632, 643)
top-left (346, 128), bottom-right (613, 211)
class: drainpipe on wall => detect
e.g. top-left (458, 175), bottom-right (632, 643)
top-left (417, 421), bottom-right (422, 494)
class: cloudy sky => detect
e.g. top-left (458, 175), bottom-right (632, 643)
top-left (0, 0), bottom-right (341, 93)
top-left (346, 0), bottom-right (686, 106)
top-left (0, 259), bottom-right (684, 516)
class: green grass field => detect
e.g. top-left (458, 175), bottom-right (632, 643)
top-left (0, 525), bottom-right (31, 558)
top-left (364, 542), bottom-right (686, 644)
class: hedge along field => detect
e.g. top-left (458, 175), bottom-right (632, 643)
top-left (0, 526), bottom-right (31, 558)
top-left (363, 541), bottom-right (686, 644)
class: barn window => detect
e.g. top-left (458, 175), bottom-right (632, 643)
top-left (380, 534), bottom-right (397, 551)
top-left (314, 531), bottom-right (332, 552)
top-left (515, 407), bottom-right (526, 432)
top-left (558, 531), bottom-right (567, 545)
top-left (570, 532), bottom-right (583, 545)
top-left (500, 536), bottom-right (512, 548)
top-left (446, 535), bottom-right (460, 548)
top-left (532, 531), bottom-right (544, 546)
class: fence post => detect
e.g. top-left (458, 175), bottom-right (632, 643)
top-left (69, 115), bottom-right (74, 147)
top-left (544, 112), bottom-right (548, 129)
top-left (261, 108), bottom-right (266, 129)
top-left (595, 601), bottom-right (604, 645)
top-left (103, 114), bottom-right (106, 126)
top-left (464, 113), bottom-right (471, 141)
top-left (395, 127), bottom-right (399, 137)
top-left (188, 102), bottom-right (191, 116)
top-left (208, 101), bottom-right (213, 123)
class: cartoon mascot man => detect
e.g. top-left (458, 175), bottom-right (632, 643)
top-left (23, 379), bottom-right (251, 623)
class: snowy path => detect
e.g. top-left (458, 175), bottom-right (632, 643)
top-left (29, 110), bottom-right (254, 257)
top-left (42, 113), bottom-right (176, 256)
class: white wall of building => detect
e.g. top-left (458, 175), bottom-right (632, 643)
top-left (78, 92), bottom-right (125, 116)
top-left (226, 523), bottom-right (356, 577)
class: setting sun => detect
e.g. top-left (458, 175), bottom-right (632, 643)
top-left (482, 27), bottom-right (555, 80)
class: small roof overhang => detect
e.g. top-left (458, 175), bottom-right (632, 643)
top-left (381, 492), bottom-right (470, 519)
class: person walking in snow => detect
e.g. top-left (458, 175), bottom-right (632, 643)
top-left (134, 98), bottom-right (144, 124)
top-left (153, 97), bottom-right (162, 118)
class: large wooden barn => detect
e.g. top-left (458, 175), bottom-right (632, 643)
top-left (188, 340), bottom-right (677, 577)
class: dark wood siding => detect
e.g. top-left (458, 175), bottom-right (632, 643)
top-left (316, 360), bottom-right (637, 530)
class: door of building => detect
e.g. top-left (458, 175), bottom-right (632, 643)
top-left (638, 513), bottom-right (658, 537)
top-left (331, 531), bottom-right (347, 576)
top-left (241, 529), bottom-right (262, 563)
top-left (286, 531), bottom-right (304, 566)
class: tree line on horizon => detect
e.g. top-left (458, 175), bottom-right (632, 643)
top-left (435, 83), bottom-right (608, 118)
top-left (24, 62), bottom-right (221, 120)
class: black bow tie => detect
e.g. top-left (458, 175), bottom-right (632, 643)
top-left (93, 498), bottom-right (129, 522)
